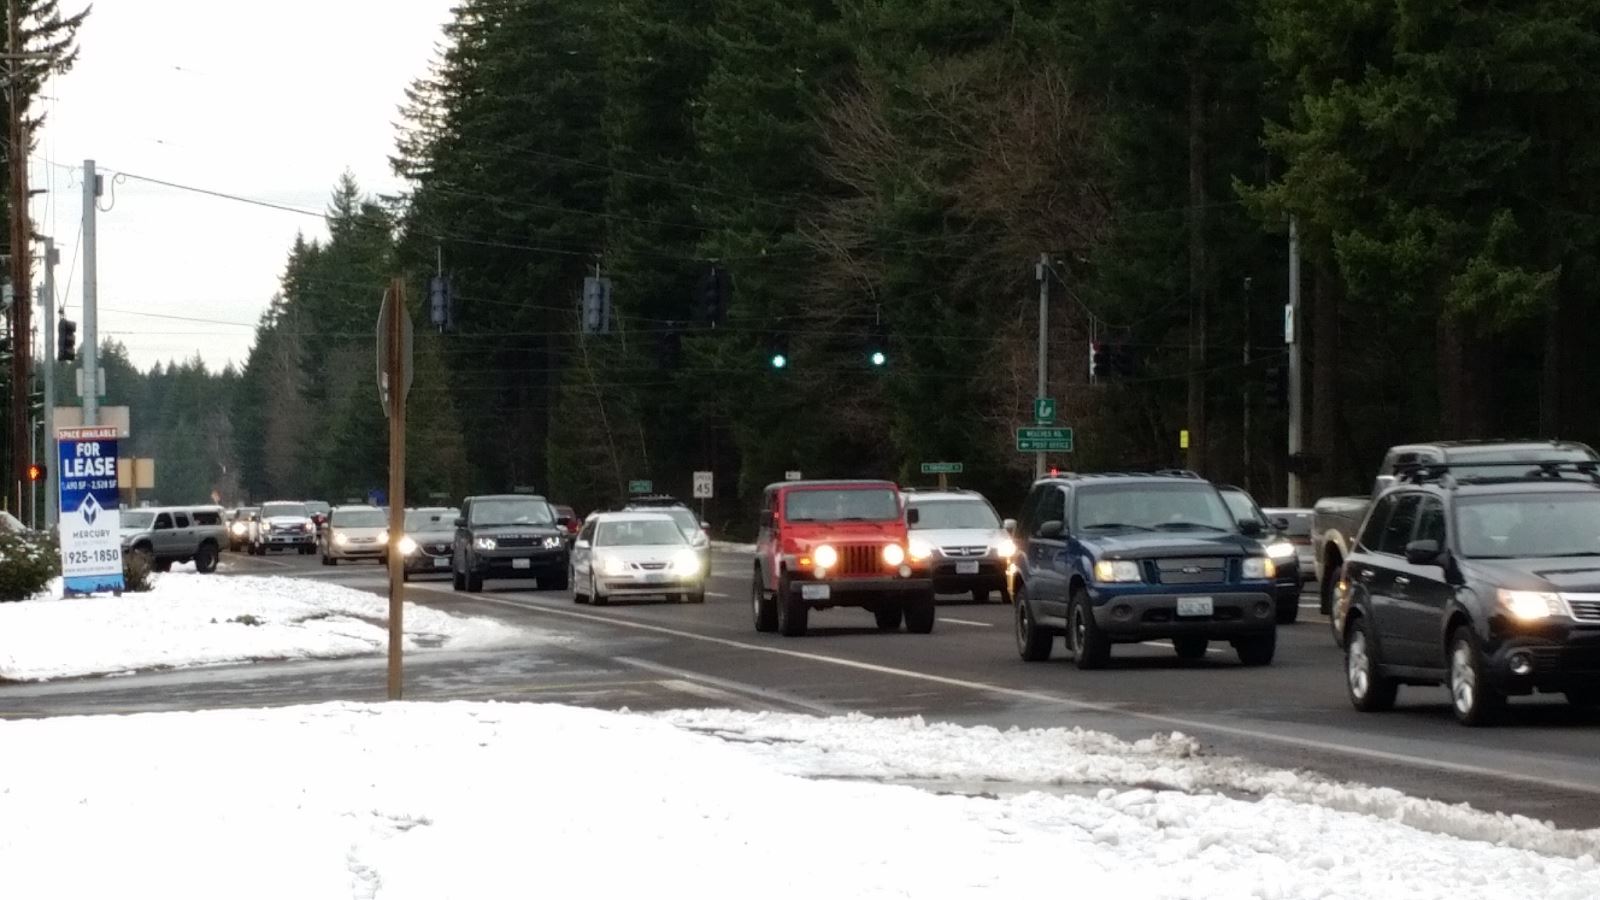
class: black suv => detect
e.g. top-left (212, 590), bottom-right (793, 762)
top-left (451, 494), bottom-right (570, 592)
top-left (1341, 460), bottom-right (1600, 725)
top-left (1012, 471), bottom-right (1280, 668)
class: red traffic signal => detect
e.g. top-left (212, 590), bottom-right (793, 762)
top-left (26, 463), bottom-right (46, 482)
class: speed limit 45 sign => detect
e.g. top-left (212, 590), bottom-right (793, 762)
top-left (692, 471), bottom-right (714, 499)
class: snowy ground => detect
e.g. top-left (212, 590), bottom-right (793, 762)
top-left (1, 703), bottom-right (1595, 899)
top-left (0, 574), bottom-right (518, 681)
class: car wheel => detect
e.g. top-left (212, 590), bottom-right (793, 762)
top-left (452, 567), bottom-right (466, 591)
top-left (572, 566), bottom-right (589, 604)
top-left (1276, 594), bottom-right (1300, 625)
top-left (1173, 636), bottom-right (1208, 660)
top-left (776, 571), bottom-right (808, 637)
top-left (153, 559), bottom-right (173, 573)
top-left (972, 588), bottom-right (990, 604)
top-left (904, 591), bottom-right (936, 634)
top-left (752, 570), bottom-right (778, 633)
top-left (874, 605), bottom-right (903, 631)
top-left (1320, 563), bottom-right (1339, 615)
top-left (1069, 589), bottom-right (1110, 670)
top-left (544, 566), bottom-right (570, 592)
top-left (1449, 626), bottom-right (1503, 726)
top-left (1234, 631), bottom-right (1276, 667)
top-left (466, 572), bottom-right (484, 593)
top-left (1014, 583), bottom-right (1053, 662)
top-left (1345, 616), bottom-right (1398, 712)
top-left (687, 588), bottom-right (706, 604)
top-left (194, 543), bottom-right (218, 574)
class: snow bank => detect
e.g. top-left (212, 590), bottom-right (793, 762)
top-left (663, 709), bottom-right (1600, 861)
top-left (711, 539), bottom-right (757, 554)
top-left (0, 574), bottom-right (518, 681)
top-left (1, 702), bottom-right (1596, 899)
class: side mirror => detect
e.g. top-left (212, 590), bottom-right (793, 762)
top-left (700, 520), bottom-right (710, 531)
top-left (1037, 520), bottom-right (1064, 539)
top-left (1238, 519), bottom-right (1264, 537)
top-left (575, 539), bottom-right (591, 550)
top-left (454, 517), bottom-right (467, 528)
top-left (1405, 539), bottom-right (1441, 566)
top-left (1270, 516), bottom-right (1290, 532)
top-left (1002, 518), bottom-right (1018, 535)
top-left (1373, 474), bottom-right (1397, 496)
top-left (906, 508), bottom-right (921, 526)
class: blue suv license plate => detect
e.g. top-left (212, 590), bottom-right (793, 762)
top-left (1177, 596), bottom-right (1213, 617)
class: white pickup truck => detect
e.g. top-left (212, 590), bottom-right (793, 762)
top-left (1312, 440), bottom-right (1599, 642)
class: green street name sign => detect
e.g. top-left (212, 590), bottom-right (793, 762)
top-left (628, 479), bottom-right (654, 494)
top-left (1034, 398), bottom-right (1056, 423)
top-left (1016, 426), bottom-right (1074, 453)
top-left (919, 462), bottom-right (963, 475)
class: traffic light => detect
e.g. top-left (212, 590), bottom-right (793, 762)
top-left (58, 317), bottom-right (77, 362)
top-left (1263, 364), bottom-right (1285, 408)
top-left (657, 323), bottom-right (683, 369)
top-left (695, 265), bottom-right (729, 326)
top-left (866, 321), bottom-right (888, 368)
top-left (26, 463), bottom-right (45, 483)
top-left (1089, 341), bottom-right (1108, 379)
top-left (767, 331), bottom-right (789, 370)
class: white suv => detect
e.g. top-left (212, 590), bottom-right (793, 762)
top-left (904, 489), bottom-right (1018, 603)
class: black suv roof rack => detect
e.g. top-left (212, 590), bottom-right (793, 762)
top-left (1395, 459), bottom-right (1600, 488)
top-left (1044, 470), bottom-right (1205, 482)
top-left (901, 487), bottom-right (974, 494)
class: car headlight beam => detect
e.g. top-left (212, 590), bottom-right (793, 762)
top-left (813, 544), bottom-right (838, 569)
top-left (994, 537), bottom-right (1017, 559)
top-left (1265, 541), bottom-right (1296, 560)
top-left (334, 532), bottom-right (349, 547)
top-left (601, 554), bottom-right (630, 577)
top-left (882, 543), bottom-right (906, 566)
top-left (907, 538), bottom-right (934, 561)
top-left (397, 536), bottom-right (418, 556)
top-left (671, 549), bottom-right (702, 576)
top-left (1498, 589), bottom-right (1566, 621)
top-left (1241, 557), bottom-right (1276, 580)
top-left (474, 536), bottom-right (497, 551)
top-left (1092, 560), bottom-right (1141, 583)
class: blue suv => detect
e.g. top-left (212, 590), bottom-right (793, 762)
top-left (1011, 472), bottom-right (1280, 668)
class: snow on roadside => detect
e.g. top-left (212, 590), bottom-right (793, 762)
top-left (0, 574), bottom-right (519, 681)
top-left (661, 709), bottom-right (1600, 861)
top-left (1, 701), bottom-right (1596, 900)
top-left (711, 539), bottom-right (756, 554)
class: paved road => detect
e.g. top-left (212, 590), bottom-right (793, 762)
top-left (4, 547), bottom-right (1598, 828)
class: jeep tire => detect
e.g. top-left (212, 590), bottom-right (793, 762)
top-left (874, 605), bottom-right (903, 631)
top-left (752, 571), bottom-right (778, 632)
top-left (904, 591), bottom-right (936, 634)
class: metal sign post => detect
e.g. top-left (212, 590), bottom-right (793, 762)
top-left (376, 280), bottom-right (412, 700)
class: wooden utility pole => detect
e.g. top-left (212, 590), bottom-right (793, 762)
top-left (382, 278), bottom-right (409, 700)
top-left (6, 0), bottom-right (33, 515)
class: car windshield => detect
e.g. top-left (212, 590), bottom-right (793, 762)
top-left (658, 508), bottom-right (701, 536)
top-left (333, 509), bottom-right (387, 528)
top-left (305, 502), bottom-right (331, 516)
top-left (1219, 490), bottom-right (1266, 527)
top-left (1456, 493), bottom-right (1600, 558)
top-left (233, 508), bottom-right (258, 521)
top-left (261, 503), bottom-right (309, 518)
top-left (471, 499), bottom-right (555, 527)
top-left (784, 488), bottom-right (899, 523)
top-left (406, 509), bottom-right (459, 531)
top-left (121, 511), bottom-right (156, 529)
top-left (596, 519), bottom-right (688, 546)
top-left (911, 499), bottom-right (999, 530)
top-left (1076, 484), bottom-right (1237, 532)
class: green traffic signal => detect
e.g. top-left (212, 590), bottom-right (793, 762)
top-left (869, 350), bottom-right (887, 367)
top-left (770, 353), bottom-right (788, 369)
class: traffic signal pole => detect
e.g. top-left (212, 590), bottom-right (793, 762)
top-left (81, 160), bottom-right (99, 427)
top-left (37, 235), bottom-right (55, 526)
top-left (1035, 253), bottom-right (1049, 480)
top-left (6, 1), bottom-right (34, 518)
top-left (1286, 217), bottom-right (1304, 506)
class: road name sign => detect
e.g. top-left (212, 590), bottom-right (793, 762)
top-left (1016, 426), bottom-right (1074, 453)
top-left (784, 470), bottom-right (803, 481)
top-left (628, 479), bottom-right (654, 494)
top-left (919, 462), bottom-right (963, 475)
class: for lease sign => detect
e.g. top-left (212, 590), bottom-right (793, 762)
top-left (57, 427), bottom-right (124, 595)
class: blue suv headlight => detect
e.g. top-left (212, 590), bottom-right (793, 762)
top-left (1092, 560), bottom-right (1142, 583)
top-left (1241, 557), bottom-right (1276, 580)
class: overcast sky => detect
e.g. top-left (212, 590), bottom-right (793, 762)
top-left (35, 0), bottom-right (457, 371)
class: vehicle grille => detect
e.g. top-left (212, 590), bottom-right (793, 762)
top-left (840, 544), bottom-right (881, 576)
top-left (1569, 599), bottom-right (1600, 622)
top-left (424, 543), bottom-right (451, 556)
top-left (1528, 645), bottom-right (1600, 675)
top-left (940, 545), bottom-right (989, 558)
top-left (271, 525), bottom-right (302, 535)
top-left (1153, 557), bottom-right (1227, 585)
top-left (496, 536), bottom-right (537, 549)
top-left (639, 562), bottom-right (668, 571)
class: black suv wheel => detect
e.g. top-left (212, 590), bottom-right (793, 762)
top-left (1449, 626), bottom-right (1503, 726)
top-left (1069, 589), bottom-right (1110, 670)
top-left (1345, 615), bottom-right (1398, 712)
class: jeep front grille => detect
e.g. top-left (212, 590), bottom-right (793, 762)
top-left (839, 544), bottom-right (881, 576)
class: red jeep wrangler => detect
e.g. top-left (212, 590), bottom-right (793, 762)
top-left (752, 479), bottom-right (935, 636)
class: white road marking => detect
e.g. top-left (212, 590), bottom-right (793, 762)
top-left (405, 583), bottom-right (1600, 798)
top-left (939, 618), bottom-right (994, 628)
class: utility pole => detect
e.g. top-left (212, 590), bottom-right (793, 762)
top-left (6, 0), bottom-right (33, 514)
top-left (81, 159), bottom-right (98, 426)
top-left (36, 233), bottom-right (53, 525)
top-left (1287, 217), bottom-right (1304, 506)
top-left (1241, 277), bottom-right (1252, 495)
top-left (1035, 252), bottom-right (1049, 480)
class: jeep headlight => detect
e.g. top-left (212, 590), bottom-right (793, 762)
top-left (813, 544), bottom-right (838, 569)
top-left (1498, 589), bottom-right (1567, 621)
top-left (670, 549), bottom-right (702, 576)
top-left (882, 543), bottom-right (906, 566)
top-left (1092, 560), bottom-right (1141, 583)
top-left (601, 554), bottom-right (630, 577)
top-left (1241, 557), bottom-right (1276, 580)
top-left (994, 537), bottom-right (1017, 559)
top-left (474, 536), bottom-right (497, 551)
top-left (907, 538), bottom-right (934, 561)
top-left (334, 531), bottom-right (349, 547)
top-left (1265, 541), bottom-right (1295, 560)
top-left (397, 536), bottom-right (418, 556)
